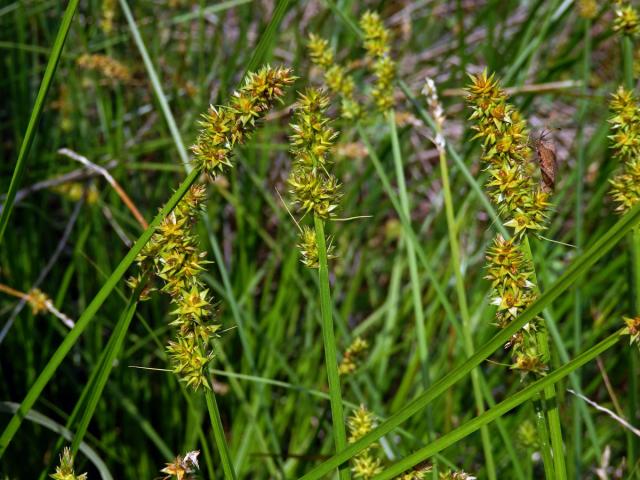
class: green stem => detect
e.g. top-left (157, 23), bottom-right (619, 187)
top-left (572, 14), bottom-right (591, 477)
top-left (622, 36), bottom-right (635, 90)
top-left (533, 396), bottom-right (556, 479)
top-left (436, 134), bottom-right (496, 479)
top-left (0, 168), bottom-right (200, 457)
top-left (388, 111), bottom-right (430, 392)
top-left (522, 236), bottom-right (567, 480)
top-left (205, 389), bottom-right (238, 480)
top-left (357, 124), bottom-right (464, 339)
top-left (630, 228), bottom-right (640, 472)
top-left (314, 215), bottom-right (350, 480)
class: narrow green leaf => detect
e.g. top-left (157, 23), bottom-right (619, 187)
top-left (0, 0), bottom-right (80, 244)
top-left (70, 286), bottom-right (141, 454)
top-left (205, 390), bottom-right (238, 480)
top-left (243, 0), bottom-right (290, 77)
top-left (314, 215), bottom-right (350, 480)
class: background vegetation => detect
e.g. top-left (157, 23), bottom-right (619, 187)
top-left (0, 0), bottom-right (639, 478)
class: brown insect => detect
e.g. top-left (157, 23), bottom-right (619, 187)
top-left (533, 130), bottom-right (557, 193)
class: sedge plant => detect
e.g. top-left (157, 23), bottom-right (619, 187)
top-left (287, 87), bottom-right (349, 480)
top-left (465, 70), bottom-right (566, 479)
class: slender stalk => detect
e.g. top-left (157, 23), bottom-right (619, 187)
top-left (0, 168), bottom-right (200, 457)
top-left (572, 13), bottom-right (591, 477)
top-left (0, 0), bottom-right (80, 244)
top-left (522, 236), bottom-right (567, 480)
top-left (623, 36), bottom-right (635, 91)
top-left (398, 81), bottom-right (509, 239)
top-left (387, 111), bottom-right (430, 391)
top-left (299, 201), bottom-right (640, 480)
top-left (630, 227), bottom-right (640, 474)
top-left (436, 127), bottom-right (496, 479)
top-left (533, 396), bottom-right (556, 479)
top-left (314, 215), bottom-right (350, 480)
top-left (622, 31), bottom-right (639, 475)
top-left (205, 389), bottom-right (238, 480)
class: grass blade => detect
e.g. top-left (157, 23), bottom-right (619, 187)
top-left (314, 215), bottom-right (350, 480)
top-left (205, 390), bottom-right (238, 479)
top-left (0, 0), bottom-right (80, 244)
top-left (70, 286), bottom-right (142, 454)
top-left (387, 111), bottom-right (430, 391)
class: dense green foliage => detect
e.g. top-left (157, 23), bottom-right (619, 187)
top-left (1, 1), bottom-right (639, 478)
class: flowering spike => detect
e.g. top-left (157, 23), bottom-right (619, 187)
top-left (288, 88), bottom-right (342, 220)
top-left (609, 87), bottom-right (640, 213)
top-left (50, 447), bottom-right (87, 480)
top-left (360, 11), bottom-right (396, 112)
top-left (192, 65), bottom-right (294, 178)
top-left (307, 34), bottom-right (361, 119)
top-left (339, 337), bottom-right (369, 375)
top-left (347, 406), bottom-right (383, 479)
top-left (466, 70), bottom-right (550, 238)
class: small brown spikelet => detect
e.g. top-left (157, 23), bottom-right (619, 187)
top-left (439, 471), bottom-right (477, 480)
top-left (27, 288), bottom-right (50, 315)
top-left (511, 351), bottom-right (547, 377)
top-left (396, 463), bottom-right (433, 480)
top-left (76, 54), bottom-right (131, 83)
